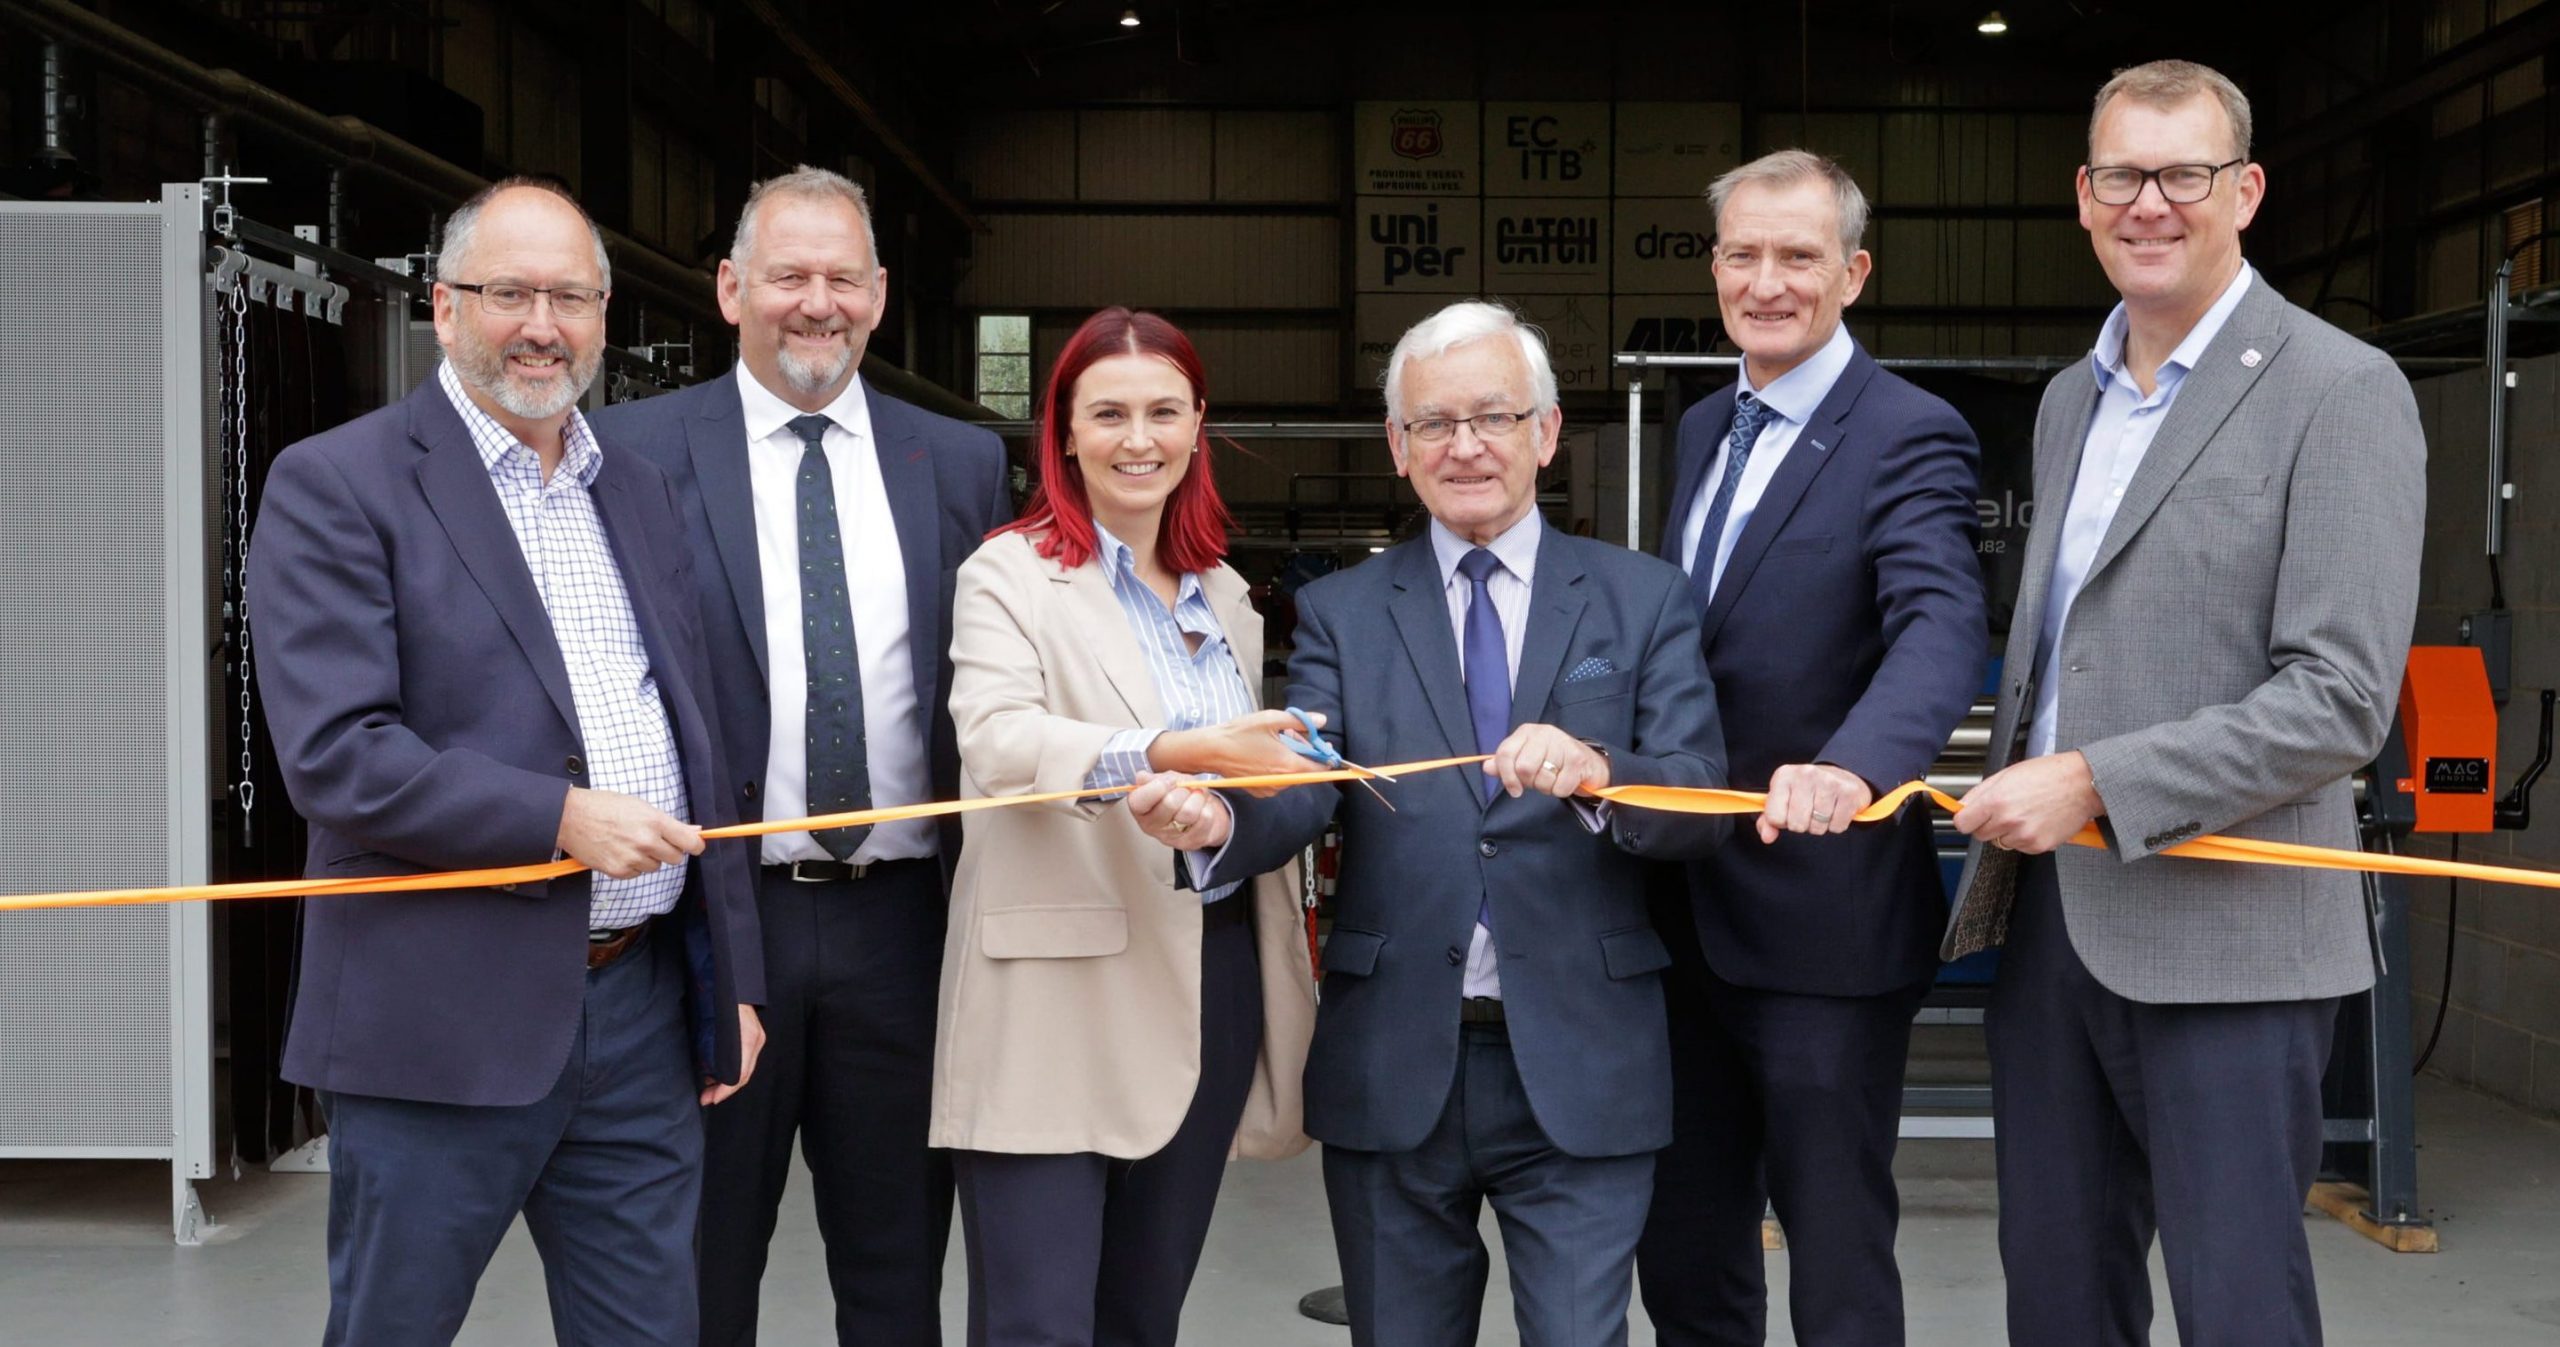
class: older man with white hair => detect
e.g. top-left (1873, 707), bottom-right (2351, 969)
top-left (1219, 300), bottom-right (1730, 1346)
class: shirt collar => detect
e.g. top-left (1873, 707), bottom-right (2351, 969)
top-left (736, 362), bottom-right (872, 450)
top-left (2090, 262), bottom-right (2256, 395)
top-left (1092, 520), bottom-right (1206, 603)
top-left (438, 359), bottom-right (602, 487)
top-left (1737, 323), bottom-right (1855, 426)
top-left (1430, 507), bottom-right (1543, 589)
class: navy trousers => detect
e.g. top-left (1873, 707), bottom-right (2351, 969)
top-left (320, 924), bottom-right (703, 1347)
top-left (1325, 1021), bottom-right (1656, 1347)
top-left (698, 857), bottom-right (951, 1347)
top-left (1987, 855), bottom-right (2337, 1347)
top-left (951, 896), bottom-right (1263, 1347)
top-left (1638, 908), bottom-right (1929, 1347)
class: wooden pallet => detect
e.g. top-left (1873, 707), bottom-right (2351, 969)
top-left (2307, 1181), bottom-right (2439, 1253)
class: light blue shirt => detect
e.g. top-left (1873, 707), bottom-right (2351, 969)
top-left (2026, 263), bottom-right (2256, 759)
top-left (1678, 323), bottom-right (1855, 591)
top-left (1081, 523), bottom-right (1256, 903)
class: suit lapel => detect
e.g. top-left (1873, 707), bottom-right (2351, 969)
top-left (591, 459), bottom-right (709, 752)
top-left (1205, 564), bottom-right (1264, 693)
top-left (408, 387), bottom-right (581, 734)
top-left (1056, 556), bottom-right (1166, 726)
top-left (867, 386), bottom-right (947, 724)
top-left (685, 381), bottom-right (767, 682)
top-left (1509, 526), bottom-right (1588, 735)
top-left (1985, 365), bottom-right (2098, 766)
top-left (2082, 277), bottom-right (2289, 585)
top-left (1697, 354), bottom-right (1874, 645)
top-left (1386, 541), bottom-right (1477, 766)
top-left (1657, 385), bottom-right (1734, 568)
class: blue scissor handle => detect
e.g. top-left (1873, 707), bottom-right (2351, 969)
top-left (1281, 706), bottom-right (1344, 769)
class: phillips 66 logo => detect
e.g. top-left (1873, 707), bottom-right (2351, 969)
top-left (1390, 109), bottom-right (1444, 160)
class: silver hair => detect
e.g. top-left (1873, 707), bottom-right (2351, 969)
top-left (731, 165), bottom-right (879, 269)
top-left (436, 177), bottom-right (612, 290)
top-left (2089, 59), bottom-right (2253, 163)
top-left (1381, 301), bottom-right (1558, 425)
top-left (1705, 149), bottom-right (1869, 258)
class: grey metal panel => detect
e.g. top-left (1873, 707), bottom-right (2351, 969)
top-left (957, 214), bottom-right (1339, 309)
top-left (0, 202), bottom-right (185, 1152)
top-left (1214, 111), bottom-right (1339, 203)
top-left (1078, 110), bottom-right (1216, 202)
top-left (961, 111), bottom-right (1079, 201)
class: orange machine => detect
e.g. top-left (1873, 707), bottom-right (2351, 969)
top-left (2396, 646), bottom-right (2499, 833)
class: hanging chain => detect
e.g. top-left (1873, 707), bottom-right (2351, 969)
top-left (220, 272), bottom-right (258, 840)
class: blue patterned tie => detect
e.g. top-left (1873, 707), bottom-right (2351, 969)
top-left (1457, 547), bottom-right (1509, 935)
top-left (790, 413), bottom-right (870, 861)
top-left (1688, 390), bottom-right (1773, 606)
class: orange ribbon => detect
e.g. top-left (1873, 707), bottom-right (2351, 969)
top-left (4, 755), bottom-right (2555, 913)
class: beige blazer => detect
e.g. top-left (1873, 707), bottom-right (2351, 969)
top-left (929, 530), bottom-right (1316, 1160)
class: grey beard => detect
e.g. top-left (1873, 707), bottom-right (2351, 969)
top-left (450, 333), bottom-right (599, 421)
top-left (775, 337), bottom-right (856, 398)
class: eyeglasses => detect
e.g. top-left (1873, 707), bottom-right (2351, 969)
top-left (1710, 246), bottom-right (1836, 275)
top-left (2084, 159), bottom-right (2245, 206)
top-left (1400, 409), bottom-right (1536, 446)
top-left (447, 281), bottom-right (607, 320)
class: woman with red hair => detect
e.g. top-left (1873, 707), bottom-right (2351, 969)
top-left (931, 307), bottom-right (1319, 1345)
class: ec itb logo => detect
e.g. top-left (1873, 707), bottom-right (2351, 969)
top-left (1391, 109), bottom-right (1444, 160)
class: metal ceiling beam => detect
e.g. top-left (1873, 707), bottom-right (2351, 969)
top-left (2259, 5), bottom-right (2560, 170)
top-left (735, 0), bottom-right (987, 234)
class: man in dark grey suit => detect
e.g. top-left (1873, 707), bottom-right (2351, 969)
top-left (1220, 301), bottom-right (1729, 1346)
top-left (589, 166), bottom-right (1010, 1346)
top-left (1944, 60), bottom-right (2424, 1347)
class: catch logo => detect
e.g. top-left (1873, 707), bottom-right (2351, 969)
top-left (1390, 109), bottom-right (1444, 160)
top-left (1620, 316), bottom-right (1720, 353)
top-left (2425, 757), bottom-right (2490, 794)
top-left (1369, 203), bottom-right (1469, 284)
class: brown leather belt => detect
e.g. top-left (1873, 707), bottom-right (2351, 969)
top-left (587, 917), bottom-right (653, 971)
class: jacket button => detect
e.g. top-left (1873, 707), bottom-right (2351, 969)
top-left (1446, 946), bottom-right (1465, 965)
top-left (1478, 839), bottom-right (1499, 858)
top-left (565, 755), bottom-right (585, 776)
top-left (742, 780), bottom-right (759, 801)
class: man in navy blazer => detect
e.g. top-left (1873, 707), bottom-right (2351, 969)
top-left (249, 180), bottom-right (764, 1346)
top-left (588, 166), bottom-right (1009, 1346)
top-left (1635, 152), bottom-right (1987, 1347)
top-left (1218, 301), bottom-right (1728, 1346)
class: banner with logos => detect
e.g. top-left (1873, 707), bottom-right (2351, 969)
top-left (1482, 102), bottom-right (1611, 197)
top-left (1484, 199), bottom-right (1611, 295)
top-left (1354, 197), bottom-right (1483, 294)
top-left (1354, 101), bottom-right (1480, 196)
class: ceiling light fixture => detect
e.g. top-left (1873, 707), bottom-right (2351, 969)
top-left (1119, 7), bottom-right (1141, 26)
top-left (1977, 10), bottom-right (2008, 34)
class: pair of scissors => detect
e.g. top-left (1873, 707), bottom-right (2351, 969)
top-left (1279, 707), bottom-right (1398, 810)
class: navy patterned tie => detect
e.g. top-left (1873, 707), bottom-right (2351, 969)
top-left (790, 413), bottom-right (870, 861)
top-left (1688, 390), bottom-right (1773, 606)
top-left (1457, 547), bottom-right (1508, 934)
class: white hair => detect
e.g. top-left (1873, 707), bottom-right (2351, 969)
top-left (1381, 301), bottom-right (1558, 424)
top-left (1707, 149), bottom-right (1870, 258)
top-left (731, 164), bottom-right (878, 269)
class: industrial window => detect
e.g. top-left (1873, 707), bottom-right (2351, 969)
top-left (976, 315), bottom-right (1032, 419)
top-left (2506, 199), bottom-right (2546, 291)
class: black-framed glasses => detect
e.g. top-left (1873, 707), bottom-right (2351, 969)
top-left (1400, 409), bottom-right (1536, 446)
top-left (446, 281), bottom-right (607, 320)
top-left (2084, 159), bottom-right (2246, 206)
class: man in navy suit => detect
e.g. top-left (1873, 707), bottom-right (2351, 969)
top-left (588, 166), bottom-right (1009, 1346)
top-left (1635, 151), bottom-right (1987, 1347)
top-left (1216, 301), bottom-right (1729, 1346)
top-left (249, 179), bottom-right (765, 1346)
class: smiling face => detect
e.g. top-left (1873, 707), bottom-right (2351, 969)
top-left (432, 187), bottom-right (608, 429)
top-left (718, 193), bottom-right (887, 411)
top-left (1712, 177), bottom-right (1870, 388)
top-left (2079, 92), bottom-right (2262, 321)
top-left (1067, 351), bottom-right (1203, 537)
top-left (1387, 335), bottom-right (1561, 545)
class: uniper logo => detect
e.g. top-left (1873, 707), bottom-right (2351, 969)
top-left (1369, 203), bottom-right (1469, 285)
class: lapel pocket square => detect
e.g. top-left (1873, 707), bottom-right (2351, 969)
top-left (1566, 656), bottom-right (1618, 682)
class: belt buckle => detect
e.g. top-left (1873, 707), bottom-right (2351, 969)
top-left (788, 859), bottom-right (867, 883)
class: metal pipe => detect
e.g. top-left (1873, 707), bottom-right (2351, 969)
top-left (2486, 259), bottom-right (2512, 560)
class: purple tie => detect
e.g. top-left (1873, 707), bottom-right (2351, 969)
top-left (1457, 547), bottom-right (1509, 939)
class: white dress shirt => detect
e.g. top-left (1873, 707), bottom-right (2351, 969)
top-left (736, 365), bottom-right (934, 863)
top-left (1430, 511), bottom-right (1541, 1000)
top-left (2026, 263), bottom-right (2256, 759)
top-left (1679, 324), bottom-right (1855, 591)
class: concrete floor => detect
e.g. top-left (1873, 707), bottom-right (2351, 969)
top-left (3, 1078), bottom-right (2557, 1345)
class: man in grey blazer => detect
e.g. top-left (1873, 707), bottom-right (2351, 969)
top-left (1222, 301), bottom-right (1729, 1345)
top-left (1943, 60), bottom-right (2423, 1346)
